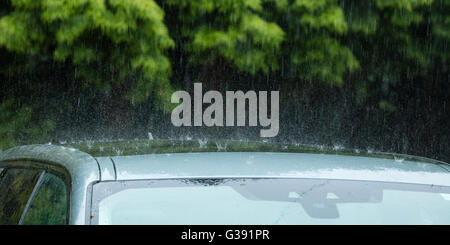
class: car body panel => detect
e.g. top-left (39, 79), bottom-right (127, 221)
top-left (105, 152), bottom-right (450, 186)
top-left (96, 157), bottom-right (116, 181)
top-left (0, 145), bottom-right (100, 225)
top-left (439, 164), bottom-right (450, 172)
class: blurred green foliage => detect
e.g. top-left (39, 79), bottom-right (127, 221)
top-left (0, 0), bottom-right (175, 106)
top-left (0, 99), bottom-right (53, 150)
top-left (166, 0), bottom-right (285, 74)
top-left (0, 0), bottom-right (449, 158)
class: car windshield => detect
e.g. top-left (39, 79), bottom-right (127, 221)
top-left (91, 178), bottom-right (450, 225)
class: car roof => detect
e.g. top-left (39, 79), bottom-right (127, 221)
top-left (1, 145), bottom-right (450, 187)
top-left (96, 151), bottom-right (450, 186)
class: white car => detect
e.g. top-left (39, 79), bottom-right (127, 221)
top-left (0, 142), bottom-right (449, 225)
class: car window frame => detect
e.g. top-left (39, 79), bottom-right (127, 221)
top-left (0, 160), bottom-right (71, 225)
top-left (0, 167), bottom-right (4, 181)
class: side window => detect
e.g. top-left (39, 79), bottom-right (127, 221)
top-left (0, 168), bottom-right (42, 225)
top-left (22, 172), bottom-right (69, 225)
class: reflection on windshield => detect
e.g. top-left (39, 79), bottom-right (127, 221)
top-left (92, 178), bottom-right (450, 225)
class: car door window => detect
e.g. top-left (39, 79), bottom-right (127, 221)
top-left (21, 172), bottom-right (69, 225)
top-left (0, 168), bottom-right (43, 225)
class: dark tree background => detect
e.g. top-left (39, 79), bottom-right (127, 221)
top-left (0, 0), bottom-right (449, 162)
